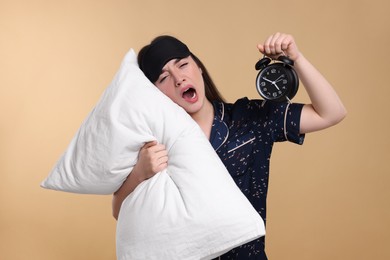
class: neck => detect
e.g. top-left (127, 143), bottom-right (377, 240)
top-left (190, 100), bottom-right (214, 139)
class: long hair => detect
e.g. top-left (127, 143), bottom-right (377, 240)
top-left (137, 36), bottom-right (225, 103)
top-left (190, 53), bottom-right (225, 103)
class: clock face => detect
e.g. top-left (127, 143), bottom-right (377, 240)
top-left (256, 63), bottom-right (292, 101)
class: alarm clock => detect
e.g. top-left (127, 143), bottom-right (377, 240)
top-left (255, 55), bottom-right (299, 102)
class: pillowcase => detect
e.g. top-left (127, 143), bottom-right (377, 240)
top-left (41, 49), bottom-right (265, 259)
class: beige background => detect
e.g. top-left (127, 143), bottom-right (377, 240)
top-left (1, 0), bottom-right (389, 259)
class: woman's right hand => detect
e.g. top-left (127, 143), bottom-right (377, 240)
top-left (132, 141), bottom-right (169, 182)
top-left (112, 141), bottom-right (168, 220)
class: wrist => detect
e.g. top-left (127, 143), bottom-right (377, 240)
top-left (292, 52), bottom-right (303, 63)
top-left (114, 168), bottom-right (143, 196)
top-left (128, 166), bottom-right (145, 185)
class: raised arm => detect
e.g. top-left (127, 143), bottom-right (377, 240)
top-left (112, 141), bottom-right (168, 220)
top-left (257, 32), bottom-right (347, 134)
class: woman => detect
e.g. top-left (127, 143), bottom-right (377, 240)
top-left (112, 33), bottom-right (347, 259)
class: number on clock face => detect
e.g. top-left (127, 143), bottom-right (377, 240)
top-left (257, 66), bottom-right (289, 100)
top-left (255, 56), bottom-right (299, 102)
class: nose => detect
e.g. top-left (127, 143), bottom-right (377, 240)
top-left (173, 72), bottom-right (185, 87)
top-left (175, 78), bottom-right (184, 87)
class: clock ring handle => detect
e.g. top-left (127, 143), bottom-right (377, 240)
top-left (277, 55), bottom-right (294, 66)
top-left (255, 55), bottom-right (271, 70)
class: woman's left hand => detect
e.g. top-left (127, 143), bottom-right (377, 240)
top-left (257, 32), bottom-right (301, 61)
top-left (257, 33), bottom-right (347, 134)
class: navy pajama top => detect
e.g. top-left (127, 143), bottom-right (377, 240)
top-left (210, 97), bottom-right (305, 259)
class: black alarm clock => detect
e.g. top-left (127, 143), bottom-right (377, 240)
top-left (255, 55), bottom-right (299, 102)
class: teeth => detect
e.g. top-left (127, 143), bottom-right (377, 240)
top-left (182, 87), bottom-right (196, 100)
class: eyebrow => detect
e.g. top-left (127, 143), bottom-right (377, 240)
top-left (161, 58), bottom-right (183, 73)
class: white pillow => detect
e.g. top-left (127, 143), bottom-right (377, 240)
top-left (41, 49), bottom-right (265, 259)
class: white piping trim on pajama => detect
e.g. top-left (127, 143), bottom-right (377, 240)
top-left (215, 103), bottom-right (229, 152)
top-left (283, 102), bottom-right (291, 142)
top-left (227, 137), bottom-right (256, 153)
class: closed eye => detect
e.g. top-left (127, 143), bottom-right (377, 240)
top-left (179, 62), bottom-right (188, 68)
top-left (176, 57), bottom-right (189, 68)
top-left (158, 73), bottom-right (169, 83)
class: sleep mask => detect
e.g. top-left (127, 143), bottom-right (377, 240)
top-left (139, 36), bottom-right (191, 83)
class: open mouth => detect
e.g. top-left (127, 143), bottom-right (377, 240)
top-left (182, 87), bottom-right (197, 102)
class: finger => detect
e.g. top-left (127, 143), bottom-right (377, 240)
top-left (262, 32), bottom-right (283, 56)
top-left (155, 162), bottom-right (168, 173)
top-left (274, 33), bottom-right (288, 54)
top-left (143, 140), bottom-right (158, 149)
top-left (157, 148), bottom-right (168, 156)
top-left (157, 154), bottom-right (168, 165)
top-left (269, 32), bottom-right (283, 55)
top-left (151, 154), bottom-right (168, 174)
top-left (276, 33), bottom-right (292, 55)
top-left (257, 43), bottom-right (265, 54)
top-left (149, 143), bottom-right (167, 153)
top-left (263, 34), bottom-right (274, 54)
top-left (155, 153), bottom-right (168, 168)
top-left (280, 34), bottom-right (292, 52)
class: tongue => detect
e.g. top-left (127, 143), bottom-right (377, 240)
top-left (183, 89), bottom-right (196, 101)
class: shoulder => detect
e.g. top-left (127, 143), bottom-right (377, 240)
top-left (222, 97), bottom-right (264, 114)
top-left (222, 97), bottom-right (279, 121)
top-left (217, 97), bottom-right (304, 122)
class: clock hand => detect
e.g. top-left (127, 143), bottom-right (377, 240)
top-left (263, 77), bottom-right (281, 90)
top-left (272, 82), bottom-right (281, 90)
top-left (262, 77), bottom-right (274, 84)
top-left (274, 75), bottom-right (285, 84)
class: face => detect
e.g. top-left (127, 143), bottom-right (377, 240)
top-left (154, 56), bottom-right (207, 115)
